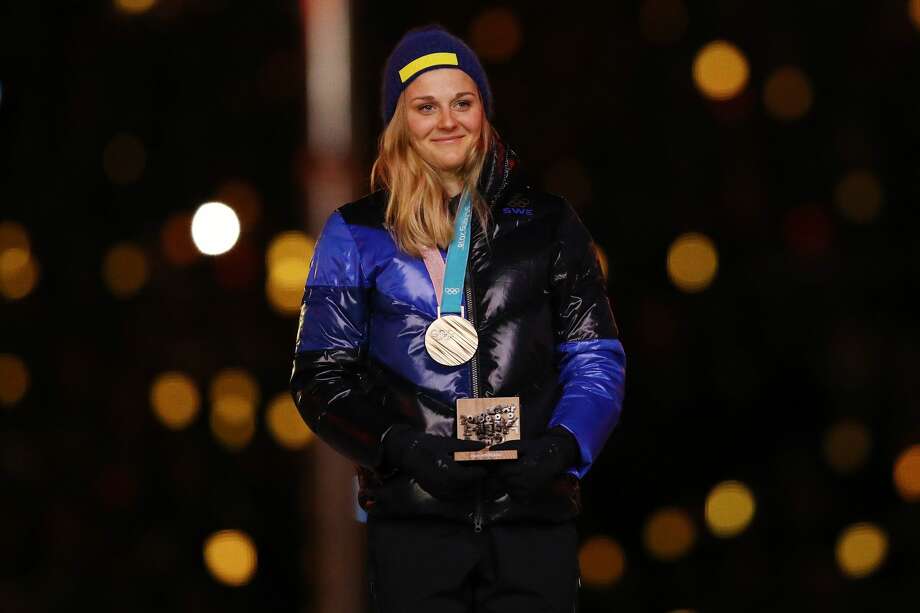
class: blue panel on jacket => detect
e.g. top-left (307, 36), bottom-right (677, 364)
top-left (549, 338), bottom-right (626, 479)
top-left (298, 212), bottom-right (471, 406)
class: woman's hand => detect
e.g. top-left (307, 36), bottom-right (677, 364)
top-left (488, 427), bottom-right (580, 501)
top-left (382, 426), bottom-right (488, 501)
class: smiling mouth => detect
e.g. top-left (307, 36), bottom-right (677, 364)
top-left (432, 136), bottom-right (464, 143)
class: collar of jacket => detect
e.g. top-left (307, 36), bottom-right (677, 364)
top-left (477, 131), bottom-right (521, 208)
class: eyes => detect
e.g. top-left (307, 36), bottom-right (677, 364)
top-left (416, 98), bottom-right (474, 114)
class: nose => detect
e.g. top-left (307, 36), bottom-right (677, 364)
top-left (437, 109), bottom-right (458, 131)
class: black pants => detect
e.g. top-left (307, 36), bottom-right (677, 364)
top-left (366, 515), bottom-right (580, 613)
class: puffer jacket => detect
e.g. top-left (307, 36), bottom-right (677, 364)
top-left (290, 136), bottom-right (626, 527)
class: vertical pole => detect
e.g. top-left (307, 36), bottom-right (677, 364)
top-left (300, 2), bottom-right (362, 613)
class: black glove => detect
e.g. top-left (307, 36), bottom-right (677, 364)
top-left (382, 425), bottom-right (489, 501)
top-left (489, 427), bottom-right (580, 501)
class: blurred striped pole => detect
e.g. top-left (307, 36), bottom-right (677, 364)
top-left (301, 1), bottom-right (362, 613)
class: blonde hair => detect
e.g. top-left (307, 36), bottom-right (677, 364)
top-left (370, 94), bottom-right (494, 258)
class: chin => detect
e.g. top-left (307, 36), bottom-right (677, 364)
top-left (433, 154), bottom-right (467, 173)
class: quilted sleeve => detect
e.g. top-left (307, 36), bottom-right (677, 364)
top-left (547, 201), bottom-right (627, 479)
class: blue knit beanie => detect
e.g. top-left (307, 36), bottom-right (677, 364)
top-left (381, 25), bottom-right (493, 125)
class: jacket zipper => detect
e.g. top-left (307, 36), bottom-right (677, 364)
top-left (465, 257), bottom-right (484, 533)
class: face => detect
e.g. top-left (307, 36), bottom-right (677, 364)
top-left (403, 68), bottom-right (484, 177)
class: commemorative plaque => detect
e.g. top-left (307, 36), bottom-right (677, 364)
top-left (454, 396), bottom-right (520, 461)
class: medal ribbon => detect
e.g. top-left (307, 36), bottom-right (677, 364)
top-left (421, 190), bottom-right (473, 316)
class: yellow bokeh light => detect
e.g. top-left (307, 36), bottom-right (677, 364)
top-left (578, 536), bottom-right (626, 587)
top-left (0, 248), bottom-right (39, 300)
top-left (267, 392), bottom-right (313, 450)
top-left (0, 354), bottom-right (29, 407)
top-left (210, 406), bottom-right (256, 451)
top-left (266, 277), bottom-right (304, 317)
top-left (267, 231), bottom-right (315, 270)
top-left (910, 0), bottom-right (920, 31)
top-left (469, 7), bottom-right (523, 63)
top-left (667, 232), bottom-right (718, 293)
top-left (103, 242), bottom-right (149, 298)
top-left (114, 0), bottom-right (156, 14)
top-left (692, 40), bottom-right (749, 101)
top-left (763, 66), bottom-right (813, 121)
top-left (0, 247), bottom-right (29, 278)
top-left (209, 369), bottom-right (258, 450)
top-left (102, 132), bottom-right (146, 185)
top-left (643, 507), bottom-right (696, 561)
top-left (705, 480), bottom-right (755, 537)
top-left (639, 0), bottom-right (688, 45)
top-left (266, 231), bottom-right (314, 317)
top-left (835, 170), bottom-right (882, 223)
top-left (150, 372), bottom-right (200, 430)
top-left (836, 523), bottom-right (887, 578)
top-left (210, 369), bottom-right (260, 408)
top-left (893, 444), bottom-right (920, 502)
top-left (823, 419), bottom-right (871, 474)
top-left (203, 529), bottom-right (257, 586)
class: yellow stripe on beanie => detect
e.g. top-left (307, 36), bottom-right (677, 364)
top-left (398, 52), bottom-right (459, 83)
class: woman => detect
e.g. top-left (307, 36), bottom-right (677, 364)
top-left (291, 25), bottom-right (626, 613)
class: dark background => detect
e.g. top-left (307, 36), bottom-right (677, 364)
top-left (2, 1), bottom-right (919, 611)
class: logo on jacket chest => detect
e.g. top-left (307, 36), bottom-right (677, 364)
top-left (501, 197), bottom-right (533, 217)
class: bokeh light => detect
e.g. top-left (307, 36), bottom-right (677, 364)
top-left (893, 444), bottom-right (920, 502)
top-left (0, 221), bottom-right (39, 301)
top-left (834, 170), bottom-right (883, 223)
top-left (210, 369), bottom-right (259, 451)
top-left (705, 480), bottom-right (755, 537)
top-left (210, 369), bottom-right (259, 418)
top-left (161, 212), bottom-right (199, 267)
top-left (667, 232), bottom-right (718, 293)
top-left (267, 392), bottom-right (313, 450)
top-left (643, 507), bottom-right (696, 561)
top-left (114, 0), bottom-right (156, 14)
top-left (692, 40), bottom-right (749, 101)
top-left (469, 7), bottom-right (523, 63)
top-left (203, 530), bottom-right (257, 586)
top-left (763, 66), bottom-right (814, 121)
top-left (102, 132), bottom-right (146, 185)
top-left (578, 535), bottom-right (626, 587)
top-left (210, 405), bottom-right (256, 450)
top-left (823, 419), bottom-right (872, 474)
top-left (102, 242), bottom-right (149, 298)
top-left (0, 354), bottom-right (29, 407)
top-left (266, 231), bottom-right (315, 316)
top-left (150, 372), bottom-right (200, 430)
top-left (836, 523), bottom-right (888, 578)
top-left (639, 0), bottom-right (688, 45)
top-left (911, 0), bottom-right (920, 31)
top-left (191, 202), bottom-right (240, 256)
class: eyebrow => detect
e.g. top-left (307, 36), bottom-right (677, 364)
top-left (410, 92), bottom-right (477, 103)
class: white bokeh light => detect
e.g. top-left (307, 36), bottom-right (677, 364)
top-left (191, 202), bottom-right (240, 256)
